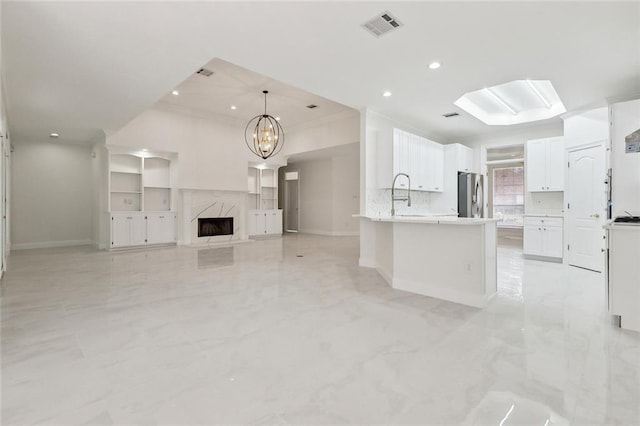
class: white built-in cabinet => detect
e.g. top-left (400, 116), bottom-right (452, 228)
top-left (247, 166), bottom-right (281, 236)
top-left (248, 167), bottom-right (278, 210)
top-left (146, 212), bottom-right (177, 245)
top-left (109, 151), bottom-right (177, 248)
top-left (526, 137), bottom-right (565, 192)
top-left (391, 128), bottom-right (444, 192)
top-left (451, 143), bottom-right (475, 173)
top-left (248, 209), bottom-right (283, 236)
top-left (523, 216), bottom-right (563, 259)
top-left (111, 213), bottom-right (147, 248)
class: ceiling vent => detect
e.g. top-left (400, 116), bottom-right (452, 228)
top-left (196, 68), bottom-right (214, 77)
top-left (362, 11), bottom-right (403, 38)
top-left (306, 104), bottom-right (318, 109)
top-left (442, 112), bottom-right (460, 118)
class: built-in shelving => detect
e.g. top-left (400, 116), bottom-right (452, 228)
top-left (247, 166), bottom-right (279, 210)
top-left (107, 149), bottom-right (178, 250)
top-left (109, 153), bottom-right (174, 213)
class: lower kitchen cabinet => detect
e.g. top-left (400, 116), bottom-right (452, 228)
top-left (248, 209), bottom-right (282, 236)
top-left (110, 211), bottom-right (177, 248)
top-left (146, 212), bottom-right (177, 244)
top-left (523, 216), bottom-right (563, 260)
top-left (607, 225), bottom-right (640, 332)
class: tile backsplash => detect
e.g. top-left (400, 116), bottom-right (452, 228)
top-left (366, 188), bottom-right (443, 216)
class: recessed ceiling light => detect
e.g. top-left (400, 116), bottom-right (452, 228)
top-left (171, 90), bottom-right (179, 96)
top-left (49, 133), bottom-right (59, 138)
top-left (230, 105), bottom-right (237, 110)
top-left (383, 91), bottom-right (392, 97)
top-left (429, 61), bottom-right (441, 70)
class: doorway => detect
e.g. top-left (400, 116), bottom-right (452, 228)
top-left (485, 144), bottom-right (525, 246)
top-left (567, 143), bottom-right (607, 272)
top-left (284, 171), bottom-right (299, 232)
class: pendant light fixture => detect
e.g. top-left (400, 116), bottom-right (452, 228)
top-left (245, 90), bottom-right (284, 159)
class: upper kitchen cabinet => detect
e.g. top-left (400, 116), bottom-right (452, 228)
top-left (526, 137), bottom-right (565, 192)
top-left (451, 143), bottom-right (475, 173)
top-left (384, 128), bottom-right (444, 192)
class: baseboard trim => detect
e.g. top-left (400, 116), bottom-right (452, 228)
top-left (359, 257), bottom-right (376, 268)
top-left (12, 239), bottom-right (94, 250)
top-left (298, 229), bottom-right (360, 237)
top-left (392, 277), bottom-right (489, 308)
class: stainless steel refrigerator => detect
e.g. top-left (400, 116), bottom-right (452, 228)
top-left (458, 172), bottom-right (484, 218)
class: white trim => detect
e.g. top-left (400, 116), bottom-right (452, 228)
top-left (392, 277), bottom-right (489, 308)
top-left (359, 257), bottom-right (376, 268)
top-left (12, 239), bottom-right (93, 250)
top-left (298, 229), bottom-right (359, 237)
top-left (376, 266), bottom-right (393, 286)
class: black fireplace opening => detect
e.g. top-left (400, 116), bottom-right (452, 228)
top-left (198, 217), bottom-right (234, 237)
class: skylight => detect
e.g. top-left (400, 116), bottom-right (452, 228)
top-left (454, 80), bottom-right (566, 125)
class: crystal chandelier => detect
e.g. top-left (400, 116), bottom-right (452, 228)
top-left (244, 90), bottom-right (284, 159)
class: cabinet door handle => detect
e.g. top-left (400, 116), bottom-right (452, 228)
top-left (538, 227), bottom-right (541, 230)
top-left (541, 186), bottom-right (545, 190)
top-left (435, 187), bottom-right (439, 190)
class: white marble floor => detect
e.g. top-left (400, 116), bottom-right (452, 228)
top-left (1, 234), bottom-right (639, 425)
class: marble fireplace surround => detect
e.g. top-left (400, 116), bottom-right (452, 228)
top-left (181, 189), bottom-right (248, 246)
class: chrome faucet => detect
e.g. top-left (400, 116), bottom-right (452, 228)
top-left (391, 173), bottom-right (411, 216)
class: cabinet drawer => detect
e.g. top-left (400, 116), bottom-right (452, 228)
top-left (524, 216), bottom-right (563, 227)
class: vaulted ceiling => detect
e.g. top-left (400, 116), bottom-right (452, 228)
top-left (2, 2), bottom-right (639, 144)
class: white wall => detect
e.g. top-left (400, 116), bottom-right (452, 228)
top-left (281, 143), bottom-right (360, 236)
top-left (107, 105), bottom-right (254, 192)
top-left (610, 99), bottom-right (640, 216)
top-left (283, 111), bottom-right (359, 157)
top-left (563, 107), bottom-right (609, 149)
top-left (11, 141), bottom-right (93, 249)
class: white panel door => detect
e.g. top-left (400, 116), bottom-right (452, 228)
top-left (130, 214), bottom-right (147, 246)
top-left (146, 213), bottom-right (163, 244)
top-left (111, 214), bottom-right (131, 248)
top-left (568, 145), bottom-right (606, 272)
top-left (526, 140), bottom-right (547, 192)
top-left (546, 140), bottom-right (565, 191)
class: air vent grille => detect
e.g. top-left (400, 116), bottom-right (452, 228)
top-left (196, 68), bottom-right (214, 77)
top-left (443, 112), bottom-right (460, 118)
top-left (306, 104), bottom-right (318, 109)
top-left (362, 11), bottom-right (403, 38)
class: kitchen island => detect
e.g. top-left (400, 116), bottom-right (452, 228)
top-left (358, 215), bottom-right (499, 308)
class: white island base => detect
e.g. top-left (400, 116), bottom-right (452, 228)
top-left (359, 216), bottom-right (498, 308)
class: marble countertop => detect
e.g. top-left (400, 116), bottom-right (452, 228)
top-left (355, 214), bottom-right (500, 226)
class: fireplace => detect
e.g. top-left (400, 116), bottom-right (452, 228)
top-left (198, 217), bottom-right (234, 237)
